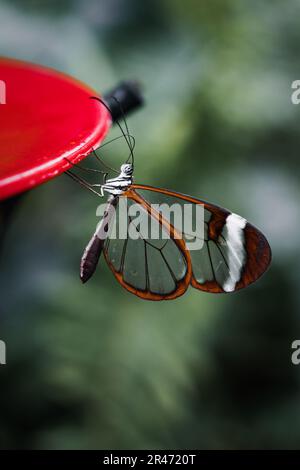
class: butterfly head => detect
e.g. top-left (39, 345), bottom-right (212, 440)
top-left (120, 163), bottom-right (133, 176)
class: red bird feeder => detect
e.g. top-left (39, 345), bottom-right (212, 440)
top-left (0, 57), bottom-right (143, 201)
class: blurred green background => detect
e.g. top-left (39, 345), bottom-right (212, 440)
top-left (1, 0), bottom-right (300, 450)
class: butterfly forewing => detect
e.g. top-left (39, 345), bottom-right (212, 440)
top-left (131, 185), bottom-right (271, 294)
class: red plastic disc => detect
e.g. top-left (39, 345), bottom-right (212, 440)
top-left (0, 58), bottom-right (111, 200)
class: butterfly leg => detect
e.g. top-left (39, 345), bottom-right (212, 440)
top-left (102, 172), bottom-right (108, 185)
top-left (88, 182), bottom-right (105, 196)
top-left (64, 157), bottom-right (105, 174)
top-left (65, 170), bottom-right (104, 197)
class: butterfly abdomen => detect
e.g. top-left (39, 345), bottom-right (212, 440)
top-left (80, 196), bottom-right (118, 283)
top-left (80, 234), bottom-right (105, 283)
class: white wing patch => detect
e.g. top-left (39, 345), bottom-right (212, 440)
top-left (222, 213), bottom-right (247, 292)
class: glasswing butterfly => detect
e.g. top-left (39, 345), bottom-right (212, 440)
top-left (66, 97), bottom-right (271, 301)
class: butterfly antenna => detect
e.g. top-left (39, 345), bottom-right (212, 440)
top-left (91, 148), bottom-right (119, 174)
top-left (99, 133), bottom-right (136, 150)
top-left (90, 96), bottom-right (135, 169)
top-left (111, 96), bottom-right (135, 168)
top-left (97, 134), bottom-right (136, 172)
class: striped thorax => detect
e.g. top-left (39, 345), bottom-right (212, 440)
top-left (102, 163), bottom-right (133, 196)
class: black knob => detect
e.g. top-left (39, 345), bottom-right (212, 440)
top-left (103, 80), bottom-right (144, 121)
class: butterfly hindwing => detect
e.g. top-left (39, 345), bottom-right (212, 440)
top-left (103, 192), bottom-right (192, 300)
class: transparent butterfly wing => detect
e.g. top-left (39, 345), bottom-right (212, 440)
top-left (131, 185), bottom-right (271, 294)
top-left (103, 194), bottom-right (191, 300)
